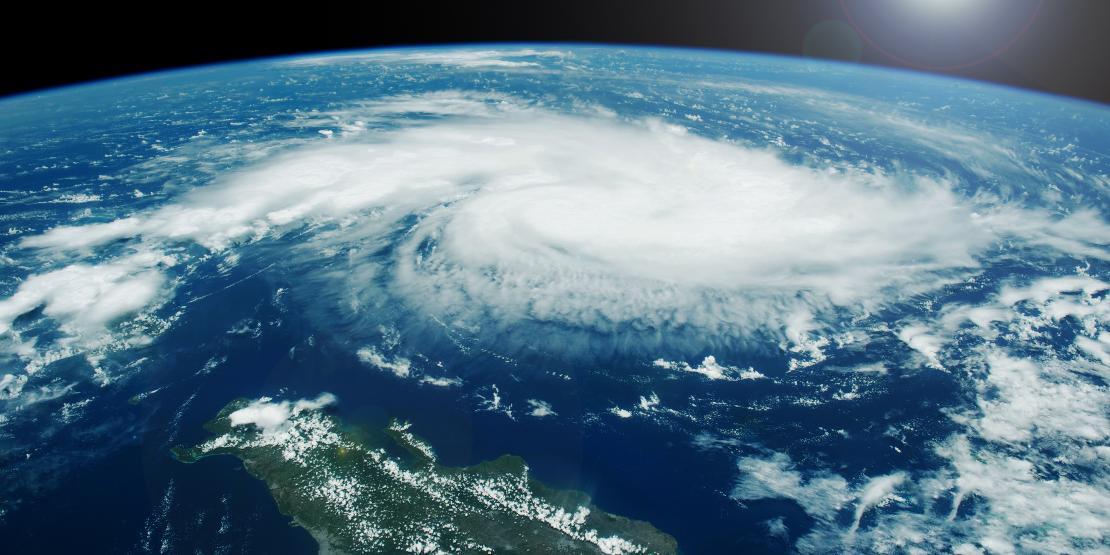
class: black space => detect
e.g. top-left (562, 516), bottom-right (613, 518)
top-left (4, 0), bottom-right (1109, 104)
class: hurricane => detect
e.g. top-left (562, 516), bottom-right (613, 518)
top-left (1, 46), bottom-right (1108, 553)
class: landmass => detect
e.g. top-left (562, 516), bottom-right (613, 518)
top-left (173, 394), bottom-right (678, 554)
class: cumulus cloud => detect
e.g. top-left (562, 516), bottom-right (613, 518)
top-left (733, 270), bottom-right (1110, 553)
top-left (419, 376), bottom-right (462, 387)
top-left (733, 452), bottom-right (852, 523)
top-left (974, 351), bottom-right (1109, 444)
top-left (229, 393), bottom-right (337, 436)
top-left (526, 399), bottom-right (557, 418)
top-left (897, 325), bottom-right (945, 370)
top-left (653, 356), bottom-right (765, 381)
top-left (938, 276), bottom-right (1110, 552)
top-left (475, 384), bottom-right (514, 420)
top-left (0, 251), bottom-right (172, 337)
top-left (356, 347), bottom-right (413, 379)
top-left (0, 251), bottom-right (175, 371)
top-left (0, 373), bottom-right (29, 400)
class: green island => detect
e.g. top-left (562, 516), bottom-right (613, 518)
top-left (173, 394), bottom-right (678, 554)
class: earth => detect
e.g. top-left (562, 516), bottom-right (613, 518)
top-left (0, 45), bottom-right (1108, 554)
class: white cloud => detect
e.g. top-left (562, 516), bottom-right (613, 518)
top-left (526, 399), bottom-right (557, 418)
top-left (1076, 333), bottom-right (1110, 365)
top-left (638, 393), bottom-right (661, 411)
top-left (738, 368), bottom-right (768, 380)
top-left (6, 88), bottom-right (1107, 469)
top-left (936, 435), bottom-right (1110, 554)
top-left (974, 351), bottom-right (1109, 444)
top-left (0, 52), bottom-right (1103, 553)
top-left (733, 270), bottom-right (1110, 553)
top-left (475, 384), bottom-right (513, 420)
top-left (356, 347), bottom-right (413, 379)
top-left (419, 376), bottom-right (462, 387)
top-left (284, 49), bottom-right (568, 69)
top-left (50, 193), bottom-right (101, 204)
top-left (847, 473), bottom-right (906, 537)
top-left (654, 356), bottom-right (765, 381)
top-left (934, 276), bottom-right (1110, 552)
top-left (287, 91), bottom-right (531, 133)
top-left (897, 324), bottom-right (945, 370)
top-left (0, 373), bottom-right (28, 400)
top-left (15, 94), bottom-right (1105, 362)
top-left (0, 251), bottom-right (172, 339)
top-left (228, 392), bottom-right (337, 436)
top-left (733, 452), bottom-right (852, 523)
top-left (999, 275), bottom-right (1108, 306)
top-left (0, 251), bottom-right (176, 385)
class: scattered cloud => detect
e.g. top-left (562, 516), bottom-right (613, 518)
top-left (356, 346), bottom-right (413, 379)
top-left (731, 272), bottom-right (1110, 553)
top-left (526, 399), bottom-right (556, 418)
top-left (653, 356), bottom-right (766, 381)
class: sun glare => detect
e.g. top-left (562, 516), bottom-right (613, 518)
top-left (899, 0), bottom-right (991, 18)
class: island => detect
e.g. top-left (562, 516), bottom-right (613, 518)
top-left (173, 394), bottom-right (678, 554)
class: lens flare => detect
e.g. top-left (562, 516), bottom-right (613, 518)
top-left (899, 0), bottom-right (989, 18)
top-left (840, 0), bottom-right (1044, 70)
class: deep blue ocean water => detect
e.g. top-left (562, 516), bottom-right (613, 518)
top-left (0, 45), bottom-right (1107, 553)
